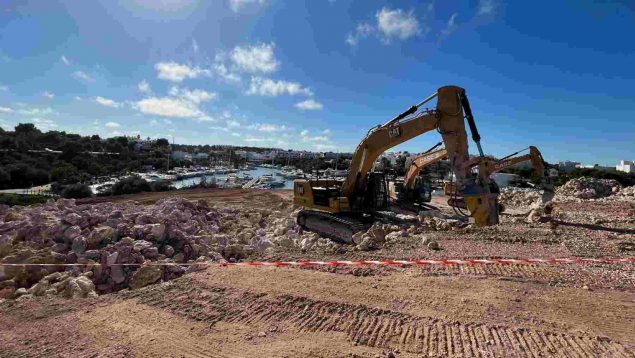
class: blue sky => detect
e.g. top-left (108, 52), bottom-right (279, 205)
top-left (0, 0), bottom-right (633, 165)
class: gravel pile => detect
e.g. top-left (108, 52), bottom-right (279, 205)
top-left (0, 197), bottom-right (330, 299)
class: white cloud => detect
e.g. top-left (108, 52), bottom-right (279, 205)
top-left (213, 61), bottom-right (241, 83)
top-left (376, 7), bottom-right (421, 41)
top-left (74, 96), bottom-right (82, 101)
top-left (244, 136), bottom-right (265, 142)
top-left (196, 115), bottom-right (216, 122)
top-left (73, 70), bottom-right (94, 82)
top-left (322, 129), bottom-right (331, 135)
top-left (32, 118), bottom-right (57, 130)
top-left (347, 8), bottom-right (421, 46)
top-left (295, 99), bottom-right (323, 110)
top-left (192, 39), bottom-right (199, 53)
top-left (229, 0), bottom-right (266, 12)
top-left (346, 23), bottom-right (374, 46)
top-left (247, 77), bottom-right (313, 97)
top-left (135, 97), bottom-right (205, 119)
top-left (42, 91), bottom-right (55, 99)
top-left (0, 106), bottom-right (13, 113)
top-left (301, 129), bottom-right (331, 144)
top-left (168, 86), bottom-right (217, 104)
top-left (231, 132), bottom-right (241, 137)
top-left (149, 119), bottom-right (159, 126)
top-left (477, 0), bottom-right (497, 15)
top-left (155, 62), bottom-right (210, 82)
top-left (209, 126), bottom-right (230, 132)
top-left (19, 107), bottom-right (55, 116)
top-left (227, 119), bottom-right (241, 127)
top-left (94, 96), bottom-right (121, 108)
top-left (138, 80), bottom-right (152, 94)
top-left (440, 13), bottom-right (458, 38)
top-left (0, 85), bottom-right (7, 91)
top-left (247, 123), bottom-right (288, 132)
top-left (105, 121), bottom-right (120, 128)
top-left (230, 43), bottom-right (279, 73)
top-left (61, 55), bottom-right (70, 65)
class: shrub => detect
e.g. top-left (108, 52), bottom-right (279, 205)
top-left (61, 184), bottom-right (93, 199)
top-left (149, 180), bottom-right (173, 192)
top-left (0, 194), bottom-right (50, 206)
top-left (111, 175), bottom-right (151, 196)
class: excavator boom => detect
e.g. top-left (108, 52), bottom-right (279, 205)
top-left (404, 148), bottom-right (448, 189)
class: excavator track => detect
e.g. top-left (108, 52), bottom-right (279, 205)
top-left (297, 210), bottom-right (370, 245)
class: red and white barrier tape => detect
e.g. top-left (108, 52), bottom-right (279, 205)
top-left (0, 257), bottom-right (633, 267)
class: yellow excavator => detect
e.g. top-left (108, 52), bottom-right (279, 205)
top-left (444, 146), bottom-right (555, 207)
top-left (293, 85), bottom-right (500, 243)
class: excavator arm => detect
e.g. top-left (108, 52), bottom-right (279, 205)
top-left (404, 148), bottom-right (448, 189)
top-left (343, 86), bottom-right (473, 198)
top-left (342, 85), bottom-right (498, 225)
top-left (487, 146), bottom-right (554, 202)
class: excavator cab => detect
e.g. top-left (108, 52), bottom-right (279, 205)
top-left (362, 172), bottom-right (389, 210)
top-left (413, 175), bottom-right (433, 203)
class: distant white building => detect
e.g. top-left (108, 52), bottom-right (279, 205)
top-left (192, 153), bottom-right (209, 160)
top-left (617, 160), bottom-right (634, 173)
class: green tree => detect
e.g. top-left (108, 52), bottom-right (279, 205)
top-left (14, 123), bottom-right (39, 135)
top-left (51, 162), bottom-right (80, 184)
top-left (156, 138), bottom-right (169, 147)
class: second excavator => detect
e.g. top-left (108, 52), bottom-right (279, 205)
top-left (389, 145), bottom-right (448, 205)
top-left (443, 145), bottom-right (556, 207)
top-left (293, 85), bottom-right (500, 243)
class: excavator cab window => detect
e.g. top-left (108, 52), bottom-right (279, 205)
top-left (414, 176), bottom-right (432, 203)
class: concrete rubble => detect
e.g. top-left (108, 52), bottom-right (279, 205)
top-left (499, 177), bottom-right (634, 207)
top-left (499, 187), bottom-right (544, 208)
top-left (555, 177), bottom-right (622, 200)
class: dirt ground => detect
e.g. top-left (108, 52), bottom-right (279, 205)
top-left (1, 188), bottom-right (634, 357)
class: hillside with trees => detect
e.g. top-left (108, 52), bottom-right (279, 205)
top-left (0, 123), bottom-right (274, 191)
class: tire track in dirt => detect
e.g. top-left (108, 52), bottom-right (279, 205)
top-left (308, 262), bottom-right (635, 290)
top-left (120, 280), bottom-right (634, 357)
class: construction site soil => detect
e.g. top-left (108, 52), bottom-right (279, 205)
top-left (1, 187), bottom-right (634, 357)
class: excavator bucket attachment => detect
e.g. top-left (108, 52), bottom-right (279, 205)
top-left (464, 194), bottom-right (500, 226)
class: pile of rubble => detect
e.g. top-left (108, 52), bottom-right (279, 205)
top-left (0, 197), bottom-right (328, 299)
top-left (350, 211), bottom-right (463, 251)
top-left (498, 187), bottom-right (543, 207)
top-left (497, 178), bottom-right (635, 206)
top-left (555, 177), bottom-right (621, 200)
top-left (615, 185), bottom-right (635, 198)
